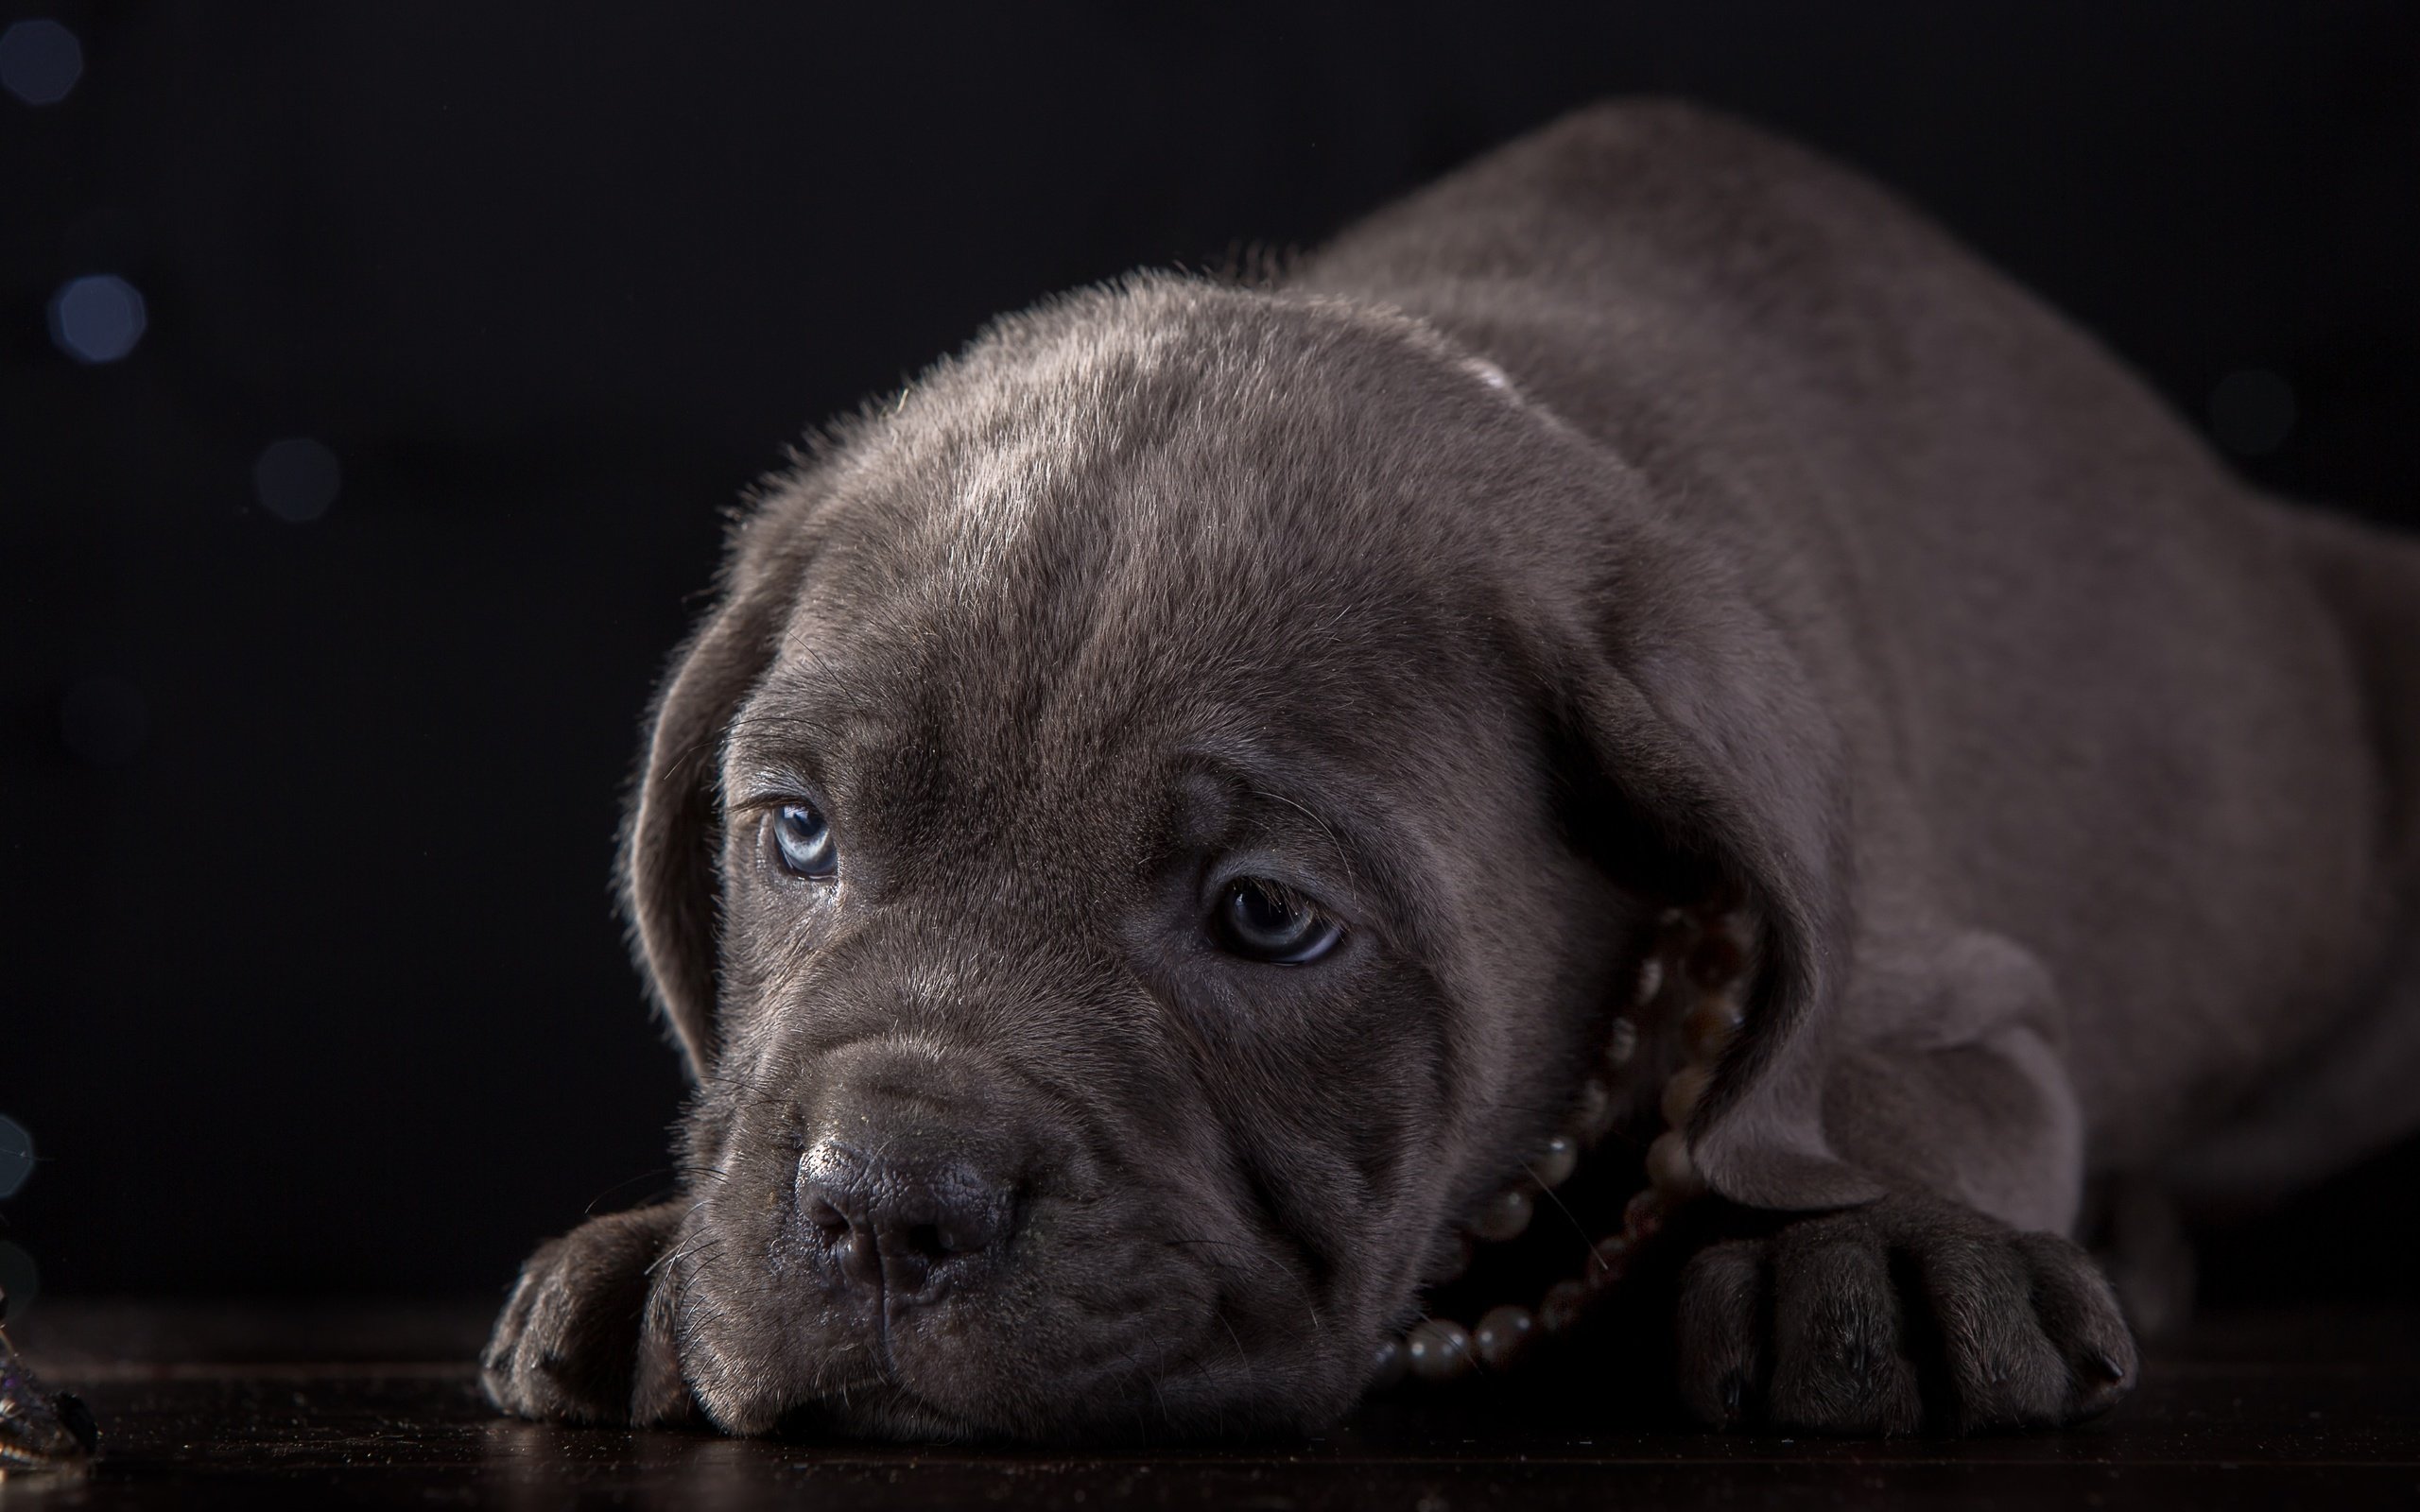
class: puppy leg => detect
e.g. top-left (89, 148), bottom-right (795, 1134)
top-left (1680, 944), bottom-right (2134, 1432)
top-left (481, 1202), bottom-right (691, 1426)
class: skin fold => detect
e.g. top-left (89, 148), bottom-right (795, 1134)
top-left (481, 101), bottom-right (2420, 1439)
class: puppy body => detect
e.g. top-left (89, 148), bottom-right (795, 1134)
top-left (484, 102), bottom-right (2420, 1438)
top-left (1294, 103), bottom-right (2414, 1211)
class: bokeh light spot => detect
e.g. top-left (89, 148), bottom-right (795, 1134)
top-left (48, 273), bottom-right (147, 363)
top-left (60, 675), bottom-right (148, 765)
top-left (0, 18), bottom-right (81, 107)
top-left (2208, 367), bottom-right (2297, 458)
top-left (0, 1115), bottom-right (31, 1201)
top-left (254, 437), bottom-right (342, 524)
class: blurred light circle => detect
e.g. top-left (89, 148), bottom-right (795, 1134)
top-left (0, 18), bottom-right (81, 107)
top-left (60, 674), bottom-right (148, 765)
top-left (48, 273), bottom-right (147, 363)
top-left (2208, 368), bottom-right (2297, 458)
top-left (254, 437), bottom-right (341, 523)
top-left (0, 1115), bottom-right (31, 1201)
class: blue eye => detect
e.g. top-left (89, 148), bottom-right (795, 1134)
top-left (771, 802), bottom-right (837, 879)
top-left (1215, 880), bottom-right (1341, 965)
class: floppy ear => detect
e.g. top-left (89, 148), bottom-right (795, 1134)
top-left (1555, 525), bottom-right (1885, 1212)
top-left (619, 490), bottom-right (824, 1082)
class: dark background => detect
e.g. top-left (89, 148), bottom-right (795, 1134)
top-left (3, 2), bottom-right (2414, 1304)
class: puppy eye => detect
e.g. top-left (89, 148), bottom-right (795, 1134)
top-left (1214, 879), bottom-right (1341, 965)
top-left (770, 802), bottom-right (837, 879)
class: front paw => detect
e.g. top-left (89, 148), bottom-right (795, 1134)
top-left (480, 1203), bottom-right (687, 1425)
top-left (1676, 1194), bottom-right (2135, 1434)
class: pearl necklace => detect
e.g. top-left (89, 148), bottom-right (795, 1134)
top-left (1371, 901), bottom-right (1749, 1387)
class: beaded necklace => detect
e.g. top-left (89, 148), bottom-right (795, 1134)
top-left (1372, 901), bottom-right (1749, 1386)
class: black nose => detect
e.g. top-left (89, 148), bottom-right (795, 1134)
top-left (795, 1141), bottom-right (1018, 1303)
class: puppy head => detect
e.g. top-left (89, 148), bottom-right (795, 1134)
top-left (624, 276), bottom-right (1856, 1438)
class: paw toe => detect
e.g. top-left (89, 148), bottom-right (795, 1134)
top-left (1677, 1239), bottom-right (1769, 1429)
top-left (480, 1211), bottom-right (671, 1425)
top-left (2015, 1230), bottom-right (2139, 1422)
top-left (1911, 1232), bottom-right (2074, 1430)
top-left (1768, 1232), bottom-right (1921, 1435)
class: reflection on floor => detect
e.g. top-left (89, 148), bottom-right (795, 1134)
top-left (5, 1301), bottom-right (2417, 1510)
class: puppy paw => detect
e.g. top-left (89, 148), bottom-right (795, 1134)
top-left (480, 1202), bottom-right (688, 1425)
top-left (1676, 1193), bottom-right (2136, 1434)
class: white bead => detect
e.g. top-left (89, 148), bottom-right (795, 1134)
top-left (1471, 1185), bottom-right (1534, 1244)
top-left (1585, 1232), bottom-right (1634, 1291)
top-left (1531, 1133), bottom-right (1579, 1189)
top-left (1604, 1015), bottom-right (1640, 1070)
top-left (1538, 1279), bottom-right (1590, 1333)
top-left (1661, 1062), bottom-right (1713, 1128)
top-left (1623, 1187), bottom-right (1668, 1240)
top-left (1474, 1304), bottom-right (1537, 1369)
top-left (1369, 1335), bottom-right (1408, 1390)
top-left (1571, 1076), bottom-right (1616, 1143)
top-left (1683, 991), bottom-right (1745, 1061)
top-left (1646, 1130), bottom-right (1704, 1199)
top-left (1406, 1318), bottom-right (1474, 1382)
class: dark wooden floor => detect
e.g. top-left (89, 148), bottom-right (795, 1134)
top-left (4, 1301), bottom-right (2416, 1509)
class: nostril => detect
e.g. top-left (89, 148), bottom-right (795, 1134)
top-left (795, 1136), bottom-right (1020, 1299)
top-left (905, 1223), bottom-right (946, 1261)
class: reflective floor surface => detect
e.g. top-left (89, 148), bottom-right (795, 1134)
top-left (2, 1301), bottom-right (2414, 1509)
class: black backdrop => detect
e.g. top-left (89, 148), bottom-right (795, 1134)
top-left (4, 2), bottom-right (2414, 1301)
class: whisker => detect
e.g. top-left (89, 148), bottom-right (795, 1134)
top-left (581, 1168), bottom-right (682, 1213)
top-left (1520, 1159), bottom-right (1607, 1272)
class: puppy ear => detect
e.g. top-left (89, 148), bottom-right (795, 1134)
top-left (1557, 528), bottom-right (1885, 1212)
top-left (620, 490), bottom-right (821, 1081)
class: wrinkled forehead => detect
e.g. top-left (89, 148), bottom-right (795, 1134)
top-left (779, 313), bottom-right (1530, 746)
top-left (742, 507), bottom-right (1494, 825)
top-left (722, 282), bottom-right (1561, 865)
top-left (741, 514), bottom-right (1488, 904)
top-left (792, 279), bottom-right (1541, 622)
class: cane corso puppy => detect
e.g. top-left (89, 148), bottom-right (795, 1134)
top-left (482, 101), bottom-right (2420, 1439)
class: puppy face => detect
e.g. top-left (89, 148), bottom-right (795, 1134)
top-left (636, 279), bottom-right (1813, 1438)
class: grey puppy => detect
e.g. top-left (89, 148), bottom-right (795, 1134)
top-left (482, 102), bottom-right (2420, 1439)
